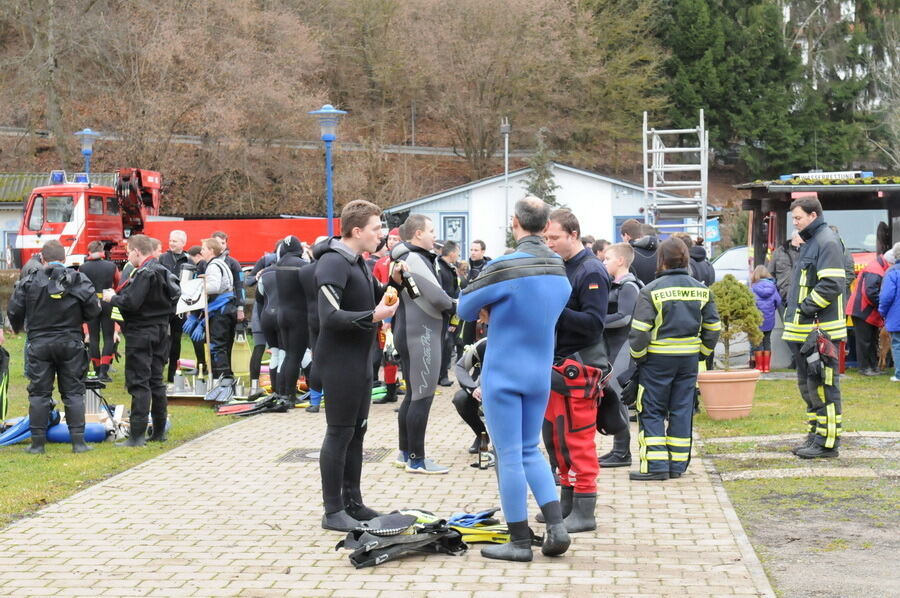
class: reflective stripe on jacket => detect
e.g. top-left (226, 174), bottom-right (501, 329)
top-left (782, 218), bottom-right (848, 342)
top-left (628, 268), bottom-right (720, 359)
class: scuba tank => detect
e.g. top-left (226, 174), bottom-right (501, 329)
top-left (230, 322), bottom-right (252, 381)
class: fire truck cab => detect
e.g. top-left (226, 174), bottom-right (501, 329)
top-left (17, 168), bottom-right (160, 265)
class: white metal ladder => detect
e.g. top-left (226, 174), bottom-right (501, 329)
top-left (642, 110), bottom-right (709, 245)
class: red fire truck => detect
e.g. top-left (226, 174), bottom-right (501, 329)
top-left (15, 168), bottom-right (338, 265)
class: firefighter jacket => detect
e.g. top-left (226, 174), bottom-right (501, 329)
top-left (782, 218), bottom-right (848, 343)
top-left (8, 263), bottom-right (101, 341)
top-left (628, 268), bottom-right (720, 359)
top-left (846, 254), bottom-right (889, 327)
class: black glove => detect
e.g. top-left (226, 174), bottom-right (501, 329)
top-left (620, 369), bottom-right (640, 407)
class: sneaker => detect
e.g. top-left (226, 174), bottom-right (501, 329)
top-left (890, 376), bottom-right (899, 382)
top-left (405, 458), bottom-right (450, 474)
top-left (393, 452), bottom-right (408, 469)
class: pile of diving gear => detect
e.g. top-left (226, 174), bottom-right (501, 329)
top-left (334, 508), bottom-right (542, 568)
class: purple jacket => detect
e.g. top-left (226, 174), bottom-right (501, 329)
top-left (752, 278), bottom-right (781, 332)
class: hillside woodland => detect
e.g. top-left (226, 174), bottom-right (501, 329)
top-left (0, 0), bottom-right (898, 215)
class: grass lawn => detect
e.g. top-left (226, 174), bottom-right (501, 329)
top-left (694, 369), bottom-right (900, 438)
top-left (0, 333), bottom-right (232, 527)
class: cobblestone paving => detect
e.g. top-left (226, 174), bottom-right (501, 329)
top-left (0, 387), bottom-right (775, 597)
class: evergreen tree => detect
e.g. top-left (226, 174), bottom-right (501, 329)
top-left (523, 130), bottom-right (560, 206)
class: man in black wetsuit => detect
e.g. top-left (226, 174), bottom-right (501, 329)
top-left (274, 236), bottom-right (310, 405)
top-left (103, 234), bottom-right (180, 447)
top-left (314, 200), bottom-right (402, 532)
top-left (79, 240), bottom-right (120, 382)
top-left (8, 240), bottom-right (101, 454)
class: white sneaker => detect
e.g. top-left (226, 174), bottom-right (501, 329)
top-left (891, 376), bottom-right (899, 382)
top-left (405, 458), bottom-right (450, 474)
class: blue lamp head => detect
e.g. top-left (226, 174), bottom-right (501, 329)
top-left (74, 128), bottom-right (100, 156)
top-left (308, 104), bottom-right (347, 142)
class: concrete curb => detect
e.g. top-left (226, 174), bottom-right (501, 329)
top-left (695, 436), bottom-right (778, 598)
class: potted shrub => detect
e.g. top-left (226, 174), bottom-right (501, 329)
top-left (698, 274), bottom-right (763, 420)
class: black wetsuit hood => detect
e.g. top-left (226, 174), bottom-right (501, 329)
top-left (313, 236), bottom-right (359, 263)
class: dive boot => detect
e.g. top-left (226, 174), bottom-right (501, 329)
top-left (71, 432), bottom-right (93, 453)
top-left (26, 432), bottom-right (46, 454)
top-left (536, 486), bottom-right (573, 523)
top-left (97, 364), bottom-right (113, 383)
top-left (563, 493), bottom-right (597, 533)
top-left (538, 501), bottom-right (570, 557)
top-left (599, 433), bottom-right (632, 467)
top-left (796, 444), bottom-right (839, 459)
top-left (480, 521), bottom-right (533, 562)
top-left (118, 420), bottom-right (147, 447)
top-left (791, 433), bottom-right (816, 455)
top-left (344, 487), bottom-right (381, 521)
top-left (322, 509), bottom-right (361, 532)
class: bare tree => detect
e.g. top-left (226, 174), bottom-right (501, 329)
top-left (868, 16), bottom-right (900, 169)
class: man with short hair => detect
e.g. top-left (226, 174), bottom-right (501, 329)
top-left (592, 239), bottom-right (610, 260)
top-left (8, 240), bottom-right (101, 454)
top-left (620, 218), bottom-right (657, 285)
top-left (102, 234), bottom-right (180, 446)
top-left (437, 240), bottom-right (461, 387)
top-left (458, 240), bottom-right (492, 348)
top-left (391, 214), bottom-right (455, 474)
top-left (314, 199), bottom-right (402, 531)
top-left (782, 197), bottom-right (847, 459)
top-left (458, 196), bottom-right (572, 562)
top-left (159, 230), bottom-right (190, 387)
top-left (542, 208), bottom-right (609, 533)
top-left (79, 240), bottom-right (120, 382)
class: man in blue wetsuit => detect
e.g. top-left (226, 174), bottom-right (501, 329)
top-left (458, 197), bottom-right (572, 562)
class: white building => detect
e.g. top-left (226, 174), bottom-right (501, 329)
top-left (383, 162), bottom-right (682, 259)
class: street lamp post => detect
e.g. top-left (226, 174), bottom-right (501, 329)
top-left (74, 128), bottom-right (101, 176)
top-left (500, 117), bottom-right (511, 238)
top-left (308, 104), bottom-right (347, 238)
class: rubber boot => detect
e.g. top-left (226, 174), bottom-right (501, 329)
top-left (321, 509), bottom-right (361, 532)
top-left (147, 417), bottom-right (168, 442)
top-left (538, 500), bottom-right (570, 557)
top-left (71, 432), bottom-right (93, 453)
top-left (26, 432), bottom-right (46, 454)
top-left (564, 493), bottom-right (597, 533)
top-left (372, 383), bottom-right (398, 404)
top-left (481, 521), bottom-right (533, 562)
top-left (536, 485), bottom-right (573, 523)
top-left (599, 433), bottom-right (632, 468)
top-left (118, 420), bottom-right (147, 447)
top-left (752, 351), bottom-right (762, 370)
top-left (762, 351), bottom-right (771, 373)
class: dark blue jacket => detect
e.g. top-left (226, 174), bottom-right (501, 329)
top-left (555, 247), bottom-right (609, 359)
top-left (752, 278), bottom-right (781, 332)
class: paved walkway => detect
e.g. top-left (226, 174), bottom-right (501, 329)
top-left (0, 386), bottom-right (775, 597)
